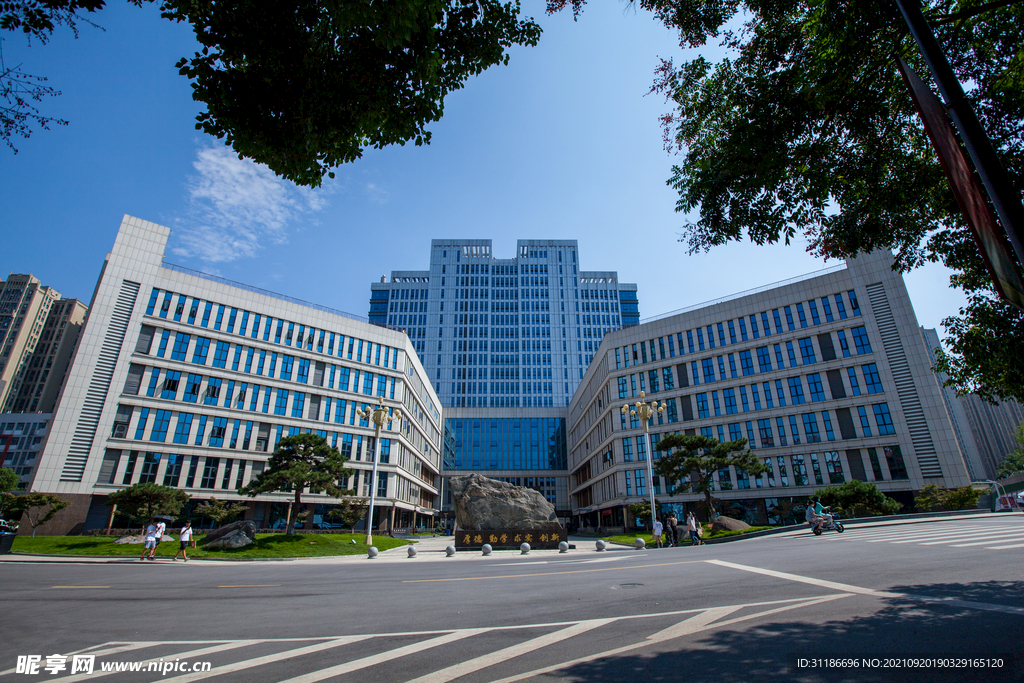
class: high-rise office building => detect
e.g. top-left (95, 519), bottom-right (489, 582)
top-left (369, 239), bottom-right (638, 409)
top-left (369, 239), bottom-right (639, 519)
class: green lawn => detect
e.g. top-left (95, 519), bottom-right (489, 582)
top-left (11, 533), bottom-right (411, 559)
top-left (603, 526), bottom-right (772, 546)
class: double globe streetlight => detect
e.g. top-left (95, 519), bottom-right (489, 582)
top-left (621, 391), bottom-right (666, 533)
top-left (356, 398), bottom-right (402, 546)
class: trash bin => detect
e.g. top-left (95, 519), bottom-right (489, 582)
top-left (0, 532), bottom-right (16, 555)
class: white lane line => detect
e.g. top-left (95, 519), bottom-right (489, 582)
top-left (706, 559), bottom-right (1024, 616)
top-left (276, 629), bottom-right (488, 683)
top-left (985, 542), bottom-right (1024, 549)
top-left (854, 527), bottom-right (995, 541)
top-left (404, 619), bottom-right (615, 683)
top-left (948, 535), bottom-right (1024, 547)
top-left (53, 641), bottom-right (262, 683)
top-left (156, 636), bottom-right (375, 682)
top-left (489, 595), bottom-right (850, 683)
top-left (918, 531), bottom-right (1024, 546)
top-left (866, 529), bottom-right (988, 543)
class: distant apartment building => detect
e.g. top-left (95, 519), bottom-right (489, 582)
top-left (1, 274), bottom-right (60, 411)
top-left (567, 250), bottom-right (972, 528)
top-left (959, 394), bottom-right (1024, 480)
top-left (369, 239), bottom-right (639, 519)
top-left (28, 217), bottom-right (441, 535)
top-left (7, 298), bottom-right (88, 414)
top-left (0, 413), bottom-right (50, 488)
top-left (920, 328), bottom-right (988, 481)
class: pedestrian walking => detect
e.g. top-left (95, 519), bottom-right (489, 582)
top-left (686, 512), bottom-right (701, 546)
top-left (651, 517), bottom-right (664, 548)
top-left (667, 513), bottom-right (678, 547)
top-left (173, 521), bottom-right (193, 562)
top-left (141, 520), bottom-right (158, 561)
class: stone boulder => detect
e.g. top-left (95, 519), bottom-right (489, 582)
top-left (709, 516), bottom-right (751, 534)
top-left (202, 520), bottom-right (256, 550)
top-left (450, 474), bottom-right (562, 531)
top-left (113, 535), bottom-right (143, 545)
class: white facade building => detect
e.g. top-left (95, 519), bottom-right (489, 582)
top-left (567, 250), bottom-right (972, 528)
top-left (29, 216), bottom-right (442, 534)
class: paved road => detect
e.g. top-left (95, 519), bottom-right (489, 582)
top-left (1, 515), bottom-right (1021, 683)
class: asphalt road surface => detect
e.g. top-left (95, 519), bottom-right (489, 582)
top-left (1, 515), bottom-right (1022, 683)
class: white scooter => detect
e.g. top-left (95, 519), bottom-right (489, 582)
top-left (811, 510), bottom-right (844, 536)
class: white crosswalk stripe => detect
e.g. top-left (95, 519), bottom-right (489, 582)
top-left (805, 519), bottom-right (1024, 550)
top-left (26, 596), bottom-right (848, 683)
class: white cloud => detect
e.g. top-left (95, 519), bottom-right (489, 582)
top-left (364, 182), bottom-right (388, 204)
top-left (170, 146), bottom-right (327, 263)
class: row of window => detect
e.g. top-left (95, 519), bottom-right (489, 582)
top-left (615, 291), bottom-right (862, 372)
top-left (145, 287), bottom-right (400, 369)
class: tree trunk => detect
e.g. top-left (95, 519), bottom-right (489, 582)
top-left (288, 491), bottom-right (302, 536)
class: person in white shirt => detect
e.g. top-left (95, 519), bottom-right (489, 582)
top-left (173, 521), bottom-right (193, 562)
top-left (141, 521), bottom-right (158, 561)
top-left (652, 518), bottom-right (664, 548)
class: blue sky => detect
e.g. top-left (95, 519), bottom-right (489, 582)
top-left (1, 0), bottom-right (963, 337)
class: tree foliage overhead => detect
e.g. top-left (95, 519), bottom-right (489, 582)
top-left (654, 434), bottom-right (768, 519)
top-left (239, 433), bottom-right (354, 535)
top-left (995, 423), bottom-right (1024, 478)
top-left (2, 0), bottom-right (541, 184)
top-left (552, 0), bottom-right (1024, 403)
top-left (194, 497), bottom-right (248, 526)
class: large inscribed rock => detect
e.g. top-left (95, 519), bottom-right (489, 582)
top-left (202, 520), bottom-right (257, 549)
top-left (450, 474), bottom-right (561, 531)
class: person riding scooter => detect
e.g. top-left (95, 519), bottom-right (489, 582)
top-left (805, 501), bottom-right (826, 532)
top-left (812, 496), bottom-right (834, 529)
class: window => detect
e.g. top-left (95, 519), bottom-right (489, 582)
top-left (201, 457), bottom-right (219, 488)
top-left (740, 386), bottom-right (750, 412)
top-left (756, 347), bottom-right (771, 373)
top-left (773, 344), bottom-right (785, 368)
top-left (862, 363), bottom-right (883, 394)
top-left (740, 350), bottom-right (754, 376)
top-left (728, 320), bottom-right (737, 343)
top-left (784, 306), bottom-right (795, 330)
top-left (163, 454), bottom-right (183, 487)
top-left (280, 355), bottom-right (294, 381)
top-left (868, 447), bottom-right (884, 479)
top-left (297, 358), bottom-right (310, 384)
top-left (872, 403), bottom-right (895, 435)
top-left (847, 367), bottom-right (862, 396)
top-left (149, 410), bottom-right (172, 442)
top-left (134, 408), bottom-right (150, 440)
top-left (146, 368), bottom-right (161, 398)
top-left (772, 309), bottom-right (783, 333)
top-left (822, 297), bottom-right (834, 322)
top-left (204, 378), bottom-right (221, 405)
top-left (663, 367), bottom-right (674, 390)
top-left (792, 454), bottom-right (808, 485)
top-left (776, 456), bottom-right (789, 486)
top-left (848, 290), bottom-right (861, 316)
top-left (635, 469), bottom-right (647, 496)
top-left (789, 415), bottom-right (801, 444)
top-left (837, 330), bottom-right (851, 357)
top-left (822, 411), bottom-right (836, 441)
top-left (209, 417), bottom-right (228, 447)
top-left (171, 333), bottom-right (191, 361)
top-left (788, 377), bottom-right (805, 405)
top-left (824, 451), bottom-right (844, 482)
top-left (884, 445), bottom-right (908, 479)
top-left (156, 330), bottom-right (170, 357)
top-left (758, 419), bottom-right (774, 447)
top-left (798, 338), bottom-right (816, 365)
top-left (857, 406), bottom-right (872, 436)
top-left (806, 373), bottom-right (825, 402)
top-left (802, 413), bottom-right (821, 443)
top-left (665, 398), bottom-right (678, 422)
top-left (723, 388), bottom-right (737, 415)
top-left (161, 371), bottom-right (180, 400)
top-left (712, 391), bottom-right (721, 417)
top-left (835, 294), bottom-right (848, 319)
top-left (274, 389), bottom-right (289, 416)
top-left (729, 423), bottom-right (742, 441)
top-left (702, 358), bottom-right (715, 383)
top-left (728, 354), bottom-right (738, 378)
top-left (785, 341), bottom-right (798, 367)
top-left (808, 299), bottom-right (820, 325)
top-left (851, 326), bottom-right (872, 354)
top-left (618, 377), bottom-right (628, 399)
top-left (696, 393), bottom-right (709, 419)
top-left (796, 303), bottom-right (808, 328)
top-left (231, 345), bottom-right (242, 371)
top-left (291, 392), bottom-right (306, 418)
top-left (776, 417), bottom-right (788, 446)
top-left (622, 438), bottom-right (633, 462)
top-left (173, 413), bottom-right (193, 444)
top-left (139, 452), bottom-right (160, 484)
top-left (649, 369), bottom-right (659, 392)
top-left (624, 470), bottom-right (632, 494)
top-left (212, 341), bottom-right (230, 368)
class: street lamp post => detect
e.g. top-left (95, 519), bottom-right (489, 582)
top-left (621, 391), bottom-right (665, 532)
top-left (357, 398), bottom-right (403, 546)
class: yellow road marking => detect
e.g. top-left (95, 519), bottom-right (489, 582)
top-left (402, 560), bottom-right (703, 583)
top-left (52, 586), bottom-right (110, 589)
top-left (218, 584), bottom-right (282, 588)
